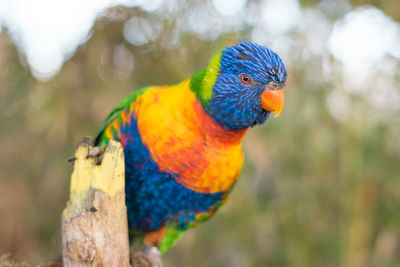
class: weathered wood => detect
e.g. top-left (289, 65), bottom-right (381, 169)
top-left (61, 138), bottom-right (130, 267)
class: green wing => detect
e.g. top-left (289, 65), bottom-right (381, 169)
top-left (95, 87), bottom-right (149, 146)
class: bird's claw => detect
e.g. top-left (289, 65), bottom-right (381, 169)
top-left (144, 246), bottom-right (161, 256)
top-left (86, 146), bottom-right (105, 164)
top-left (131, 247), bottom-right (163, 267)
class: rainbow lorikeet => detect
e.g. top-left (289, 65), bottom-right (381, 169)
top-left (94, 41), bottom-right (287, 253)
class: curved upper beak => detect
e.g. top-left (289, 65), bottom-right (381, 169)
top-left (261, 84), bottom-right (284, 118)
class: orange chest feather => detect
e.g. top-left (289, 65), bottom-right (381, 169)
top-left (134, 80), bottom-right (247, 193)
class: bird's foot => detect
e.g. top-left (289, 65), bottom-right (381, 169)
top-left (131, 247), bottom-right (163, 267)
top-left (67, 137), bottom-right (98, 164)
top-left (144, 246), bottom-right (161, 256)
top-left (86, 146), bottom-right (105, 164)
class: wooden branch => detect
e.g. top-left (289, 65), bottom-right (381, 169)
top-left (62, 138), bottom-right (130, 267)
top-left (61, 138), bottom-right (164, 267)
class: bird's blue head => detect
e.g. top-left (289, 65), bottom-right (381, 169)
top-left (190, 41), bottom-right (287, 130)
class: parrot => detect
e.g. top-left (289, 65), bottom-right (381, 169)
top-left (94, 41), bottom-right (287, 254)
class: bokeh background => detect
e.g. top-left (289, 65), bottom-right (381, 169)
top-left (1, 0), bottom-right (400, 266)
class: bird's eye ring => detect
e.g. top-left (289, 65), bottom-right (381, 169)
top-left (240, 73), bottom-right (252, 85)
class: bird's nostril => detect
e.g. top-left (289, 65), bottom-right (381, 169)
top-left (265, 81), bottom-right (283, 91)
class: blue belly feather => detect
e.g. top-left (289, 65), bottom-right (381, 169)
top-left (121, 118), bottom-right (224, 232)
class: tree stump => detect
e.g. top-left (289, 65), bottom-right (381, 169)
top-left (61, 138), bottom-right (164, 267)
top-left (62, 138), bottom-right (130, 267)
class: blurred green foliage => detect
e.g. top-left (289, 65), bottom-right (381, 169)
top-left (1, 1), bottom-right (400, 266)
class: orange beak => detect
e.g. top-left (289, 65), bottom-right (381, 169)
top-left (261, 89), bottom-right (284, 117)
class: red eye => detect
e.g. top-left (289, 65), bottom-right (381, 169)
top-left (240, 73), bottom-right (252, 85)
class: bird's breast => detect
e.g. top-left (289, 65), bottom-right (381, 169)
top-left (135, 81), bottom-right (246, 194)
